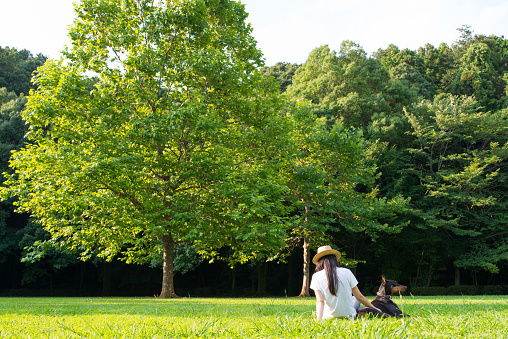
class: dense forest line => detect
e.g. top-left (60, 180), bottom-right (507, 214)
top-left (1, 22), bottom-right (507, 297)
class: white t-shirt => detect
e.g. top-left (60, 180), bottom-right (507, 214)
top-left (310, 267), bottom-right (359, 319)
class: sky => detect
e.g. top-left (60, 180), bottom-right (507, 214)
top-left (1, 0), bottom-right (507, 66)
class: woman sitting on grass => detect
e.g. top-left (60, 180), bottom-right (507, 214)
top-left (310, 245), bottom-right (380, 320)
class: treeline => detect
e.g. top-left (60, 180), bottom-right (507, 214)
top-left (265, 25), bottom-right (508, 290)
top-left (1, 24), bottom-right (507, 297)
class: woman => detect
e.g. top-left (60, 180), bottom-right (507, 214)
top-left (310, 245), bottom-right (380, 320)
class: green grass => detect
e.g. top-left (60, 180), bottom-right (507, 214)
top-left (1, 295), bottom-right (508, 338)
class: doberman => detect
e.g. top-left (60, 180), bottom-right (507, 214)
top-left (357, 276), bottom-right (409, 318)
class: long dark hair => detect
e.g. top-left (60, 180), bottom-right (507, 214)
top-left (315, 254), bottom-right (339, 295)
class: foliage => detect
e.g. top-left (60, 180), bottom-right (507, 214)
top-left (1, 69), bottom-right (84, 290)
top-left (18, 219), bottom-right (79, 285)
top-left (0, 87), bottom-right (27, 174)
top-left (287, 43), bottom-right (392, 128)
top-left (0, 88), bottom-right (29, 264)
top-left (409, 286), bottom-right (448, 296)
top-left (360, 30), bottom-right (508, 284)
top-left (448, 42), bottom-right (504, 110)
top-left (479, 285), bottom-right (504, 295)
top-left (262, 62), bottom-right (300, 93)
top-left (411, 285), bottom-right (486, 296)
top-left (0, 46), bottom-right (46, 96)
top-left (404, 94), bottom-right (508, 273)
top-left (0, 0), bottom-right (296, 298)
top-left (446, 285), bottom-right (477, 295)
top-left (150, 241), bottom-right (204, 275)
top-left (283, 102), bottom-right (378, 237)
top-left (280, 102), bottom-right (372, 295)
top-left (417, 43), bottom-right (456, 92)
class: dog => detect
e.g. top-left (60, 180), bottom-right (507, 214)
top-left (357, 276), bottom-right (409, 318)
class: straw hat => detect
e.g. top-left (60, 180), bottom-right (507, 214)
top-left (312, 245), bottom-right (341, 264)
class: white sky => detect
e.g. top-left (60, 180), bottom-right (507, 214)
top-left (1, 0), bottom-right (507, 66)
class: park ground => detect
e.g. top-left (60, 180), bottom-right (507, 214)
top-left (1, 295), bottom-right (508, 338)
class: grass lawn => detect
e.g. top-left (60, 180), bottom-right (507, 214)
top-left (1, 295), bottom-right (508, 338)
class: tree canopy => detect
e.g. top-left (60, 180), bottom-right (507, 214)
top-left (1, 0), bottom-right (298, 298)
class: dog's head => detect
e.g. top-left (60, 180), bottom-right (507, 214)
top-left (382, 276), bottom-right (407, 295)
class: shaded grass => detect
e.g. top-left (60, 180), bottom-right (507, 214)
top-left (1, 295), bottom-right (508, 338)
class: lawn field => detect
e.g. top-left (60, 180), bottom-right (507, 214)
top-left (1, 295), bottom-right (508, 338)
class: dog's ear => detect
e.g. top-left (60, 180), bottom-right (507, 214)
top-left (381, 275), bottom-right (386, 283)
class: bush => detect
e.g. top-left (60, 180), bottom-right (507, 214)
top-left (447, 285), bottom-right (477, 295)
top-left (479, 285), bottom-right (503, 295)
top-left (410, 285), bottom-right (505, 296)
top-left (0, 288), bottom-right (96, 297)
top-left (410, 286), bottom-right (448, 296)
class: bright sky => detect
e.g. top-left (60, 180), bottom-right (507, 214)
top-left (1, 0), bottom-right (507, 66)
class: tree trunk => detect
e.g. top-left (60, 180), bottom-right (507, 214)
top-left (287, 254), bottom-right (294, 296)
top-left (159, 233), bottom-right (178, 298)
top-left (50, 271), bottom-right (53, 296)
top-left (454, 267), bottom-right (460, 286)
top-left (79, 261), bottom-right (85, 293)
top-left (471, 270), bottom-right (478, 288)
top-left (255, 262), bottom-right (268, 296)
top-left (231, 268), bottom-right (236, 292)
top-left (299, 236), bottom-right (311, 297)
top-left (426, 262), bottom-right (433, 287)
top-left (413, 248), bottom-right (425, 287)
top-left (102, 261), bottom-right (112, 296)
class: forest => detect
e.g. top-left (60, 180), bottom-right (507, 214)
top-left (0, 1), bottom-right (507, 299)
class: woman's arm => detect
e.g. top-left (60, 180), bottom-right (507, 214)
top-left (352, 285), bottom-right (381, 311)
top-left (314, 290), bottom-right (326, 320)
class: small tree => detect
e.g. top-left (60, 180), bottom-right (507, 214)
top-left (1, 0), bottom-right (293, 298)
top-left (285, 44), bottom-right (409, 295)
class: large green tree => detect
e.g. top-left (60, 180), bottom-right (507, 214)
top-left (1, 0), bottom-right (294, 298)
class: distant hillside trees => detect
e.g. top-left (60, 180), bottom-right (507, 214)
top-left (0, 47), bottom-right (46, 96)
top-left (274, 26), bottom-right (508, 288)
